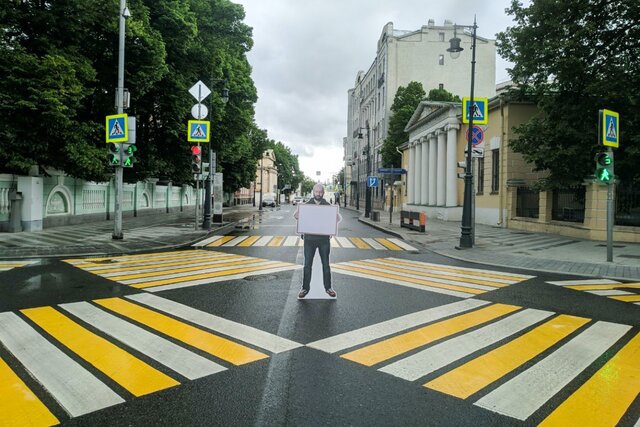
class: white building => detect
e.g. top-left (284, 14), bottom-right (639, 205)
top-left (344, 19), bottom-right (496, 211)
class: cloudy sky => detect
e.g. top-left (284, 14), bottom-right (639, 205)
top-left (233, 0), bottom-right (520, 183)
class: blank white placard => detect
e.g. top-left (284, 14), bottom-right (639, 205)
top-left (296, 204), bottom-right (339, 236)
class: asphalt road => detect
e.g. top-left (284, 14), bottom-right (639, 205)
top-left (1, 204), bottom-right (638, 426)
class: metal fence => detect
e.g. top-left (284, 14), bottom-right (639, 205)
top-left (551, 185), bottom-right (585, 223)
top-left (615, 183), bottom-right (640, 227)
top-left (516, 187), bottom-right (539, 218)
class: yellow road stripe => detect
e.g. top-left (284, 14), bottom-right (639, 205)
top-left (540, 331), bottom-right (640, 427)
top-left (350, 260), bottom-right (508, 288)
top-left (21, 306), bottom-right (179, 397)
top-left (88, 254), bottom-right (239, 275)
top-left (268, 236), bottom-right (285, 247)
top-left (425, 314), bottom-right (589, 398)
top-left (341, 303), bottom-right (520, 366)
top-left (70, 251), bottom-right (212, 268)
top-left (207, 236), bottom-right (236, 247)
top-left (104, 258), bottom-right (257, 281)
top-left (375, 238), bottom-right (403, 250)
top-left (377, 258), bottom-right (526, 282)
top-left (131, 261), bottom-right (292, 289)
top-left (238, 236), bottom-right (261, 247)
top-left (566, 283), bottom-right (640, 291)
top-left (609, 295), bottom-right (640, 302)
top-left (0, 263), bottom-right (28, 268)
top-left (63, 249), bottom-right (198, 264)
top-left (332, 264), bottom-right (486, 295)
top-left (94, 298), bottom-right (268, 365)
top-left (0, 356), bottom-right (59, 426)
top-left (349, 237), bottom-right (371, 249)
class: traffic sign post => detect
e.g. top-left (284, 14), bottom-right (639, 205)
top-left (598, 109), bottom-right (620, 262)
top-left (367, 176), bottom-right (379, 188)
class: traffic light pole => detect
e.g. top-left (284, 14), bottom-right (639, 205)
top-left (195, 143), bottom-right (201, 231)
top-left (113, 0), bottom-right (127, 240)
top-left (606, 147), bottom-right (614, 262)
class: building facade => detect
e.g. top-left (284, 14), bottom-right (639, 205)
top-left (254, 149), bottom-right (278, 206)
top-left (344, 19), bottom-right (497, 212)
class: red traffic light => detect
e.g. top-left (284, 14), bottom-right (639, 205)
top-left (191, 145), bottom-right (201, 155)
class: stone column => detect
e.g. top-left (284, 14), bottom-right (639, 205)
top-left (446, 124), bottom-right (459, 207)
top-left (414, 142), bottom-right (422, 204)
top-left (428, 134), bottom-right (437, 206)
top-left (407, 143), bottom-right (415, 204)
top-left (420, 137), bottom-right (429, 205)
top-left (437, 130), bottom-right (447, 206)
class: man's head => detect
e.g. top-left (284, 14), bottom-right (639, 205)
top-left (312, 184), bottom-right (325, 201)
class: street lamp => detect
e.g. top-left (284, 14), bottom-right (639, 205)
top-left (203, 78), bottom-right (229, 230)
top-left (258, 156), bottom-right (264, 211)
top-left (357, 122), bottom-right (372, 217)
top-left (448, 16), bottom-right (478, 249)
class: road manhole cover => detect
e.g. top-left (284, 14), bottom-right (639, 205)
top-left (244, 274), bottom-right (278, 281)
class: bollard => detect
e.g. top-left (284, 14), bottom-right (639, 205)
top-left (419, 211), bottom-right (426, 232)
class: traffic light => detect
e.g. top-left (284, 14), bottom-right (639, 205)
top-left (595, 152), bottom-right (614, 184)
top-left (191, 145), bottom-right (202, 173)
top-left (457, 161), bottom-right (467, 179)
top-left (107, 143), bottom-right (121, 166)
top-left (122, 143), bottom-right (137, 168)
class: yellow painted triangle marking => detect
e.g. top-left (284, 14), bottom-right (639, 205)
top-left (566, 283), bottom-right (640, 291)
top-left (107, 257), bottom-right (259, 281)
top-left (238, 236), bottom-right (261, 247)
top-left (350, 260), bottom-right (509, 288)
top-left (0, 356), bottom-right (59, 426)
top-left (207, 236), bottom-right (236, 247)
top-left (88, 254), bottom-right (239, 275)
top-left (94, 298), bottom-right (268, 365)
top-left (540, 331), bottom-right (640, 427)
top-left (609, 295), bottom-right (640, 303)
top-left (375, 258), bottom-right (526, 282)
top-left (341, 303), bottom-right (520, 366)
top-left (425, 314), bottom-right (589, 399)
top-left (131, 261), bottom-right (293, 289)
top-left (375, 238), bottom-right (403, 250)
top-left (349, 237), bottom-right (371, 249)
top-left (268, 236), bottom-right (285, 247)
top-left (21, 306), bottom-right (179, 397)
top-left (332, 264), bottom-right (486, 295)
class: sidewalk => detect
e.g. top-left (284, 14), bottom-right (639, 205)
top-left (356, 207), bottom-right (640, 281)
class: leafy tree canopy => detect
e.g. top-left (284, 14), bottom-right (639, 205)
top-left (497, 0), bottom-right (640, 187)
top-left (267, 140), bottom-right (303, 194)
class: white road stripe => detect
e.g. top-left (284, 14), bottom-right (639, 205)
top-left (0, 312), bottom-right (124, 417)
top-left (119, 260), bottom-right (275, 284)
top-left (337, 262), bottom-right (499, 291)
top-left (99, 256), bottom-right (249, 278)
top-left (253, 236), bottom-right (273, 247)
top-left (127, 294), bottom-right (302, 353)
top-left (474, 321), bottom-right (631, 421)
top-left (387, 238), bottom-right (418, 251)
top-left (588, 289), bottom-right (634, 296)
top-left (363, 238), bottom-right (387, 250)
top-left (223, 236), bottom-right (248, 247)
top-left (283, 236), bottom-right (299, 246)
top-left (59, 302), bottom-right (226, 380)
top-left (546, 279), bottom-right (619, 286)
top-left (331, 268), bottom-right (476, 298)
top-left (379, 308), bottom-right (553, 381)
top-left (307, 299), bottom-right (490, 353)
top-left (193, 235), bottom-right (225, 247)
top-left (336, 237), bottom-right (355, 248)
top-left (145, 265), bottom-right (302, 292)
top-left (386, 257), bottom-right (535, 279)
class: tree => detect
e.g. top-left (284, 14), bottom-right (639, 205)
top-left (300, 176), bottom-right (315, 196)
top-left (268, 140), bottom-right (303, 196)
top-left (497, 0), bottom-right (640, 187)
top-left (334, 167), bottom-right (345, 189)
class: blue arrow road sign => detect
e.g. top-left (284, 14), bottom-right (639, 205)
top-left (367, 176), bottom-right (379, 188)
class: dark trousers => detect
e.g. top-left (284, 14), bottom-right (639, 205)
top-left (302, 238), bottom-right (331, 291)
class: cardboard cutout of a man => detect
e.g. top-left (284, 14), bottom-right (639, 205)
top-left (294, 184), bottom-right (341, 299)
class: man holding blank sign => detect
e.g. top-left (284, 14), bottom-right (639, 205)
top-left (294, 184), bottom-right (341, 299)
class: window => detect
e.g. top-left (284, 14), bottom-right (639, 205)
top-left (438, 83), bottom-right (444, 90)
top-left (439, 32), bottom-right (445, 41)
top-left (438, 54), bottom-right (444, 65)
top-left (477, 157), bottom-right (484, 194)
top-left (491, 149), bottom-right (500, 193)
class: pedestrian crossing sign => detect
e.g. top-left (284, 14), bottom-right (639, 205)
top-left (462, 97), bottom-right (488, 125)
top-left (600, 109), bottom-right (619, 148)
top-left (188, 120), bottom-right (210, 143)
top-left (105, 113), bottom-right (128, 143)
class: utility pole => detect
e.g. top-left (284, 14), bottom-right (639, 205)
top-left (113, 0), bottom-right (128, 240)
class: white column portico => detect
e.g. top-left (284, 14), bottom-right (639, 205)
top-left (420, 137), bottom-right (428, 205)
top-left (436, 130), bottom-right (446, 206)
top-left (414, 142), bottom-right (422, 204)
top-left (446, 124), bottom-right (459, 207)
top-left (407, 143), bottom-right (415, 204)
top-left (428, 133), bottom-right (437, 206)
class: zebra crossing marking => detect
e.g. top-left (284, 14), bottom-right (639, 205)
top-left (331, 258), bottom-right (532, 298)
top-left (65, 250), bottom-right (300, 292)
top-left (308, 301), bottom-right (639, 424)
top-left (194, 235), bottom-right (418, 251)
top-left (0, 260), bottom-right (37, 272)
top-left (0, 294), bottom-right (301, 424)
top-left (547, 279), bottom-right (640, 306)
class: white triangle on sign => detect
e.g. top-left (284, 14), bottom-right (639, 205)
top-left (471, 103), bottom-right (483, 118)
top-left (606, 118), bottom-right (617, 139)
top-left (110, 120), bottom-right (124, 136)
top-left (192, 124), bottom-right (206, 138)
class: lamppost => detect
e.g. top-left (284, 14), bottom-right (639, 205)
top-left (203, 79), bottom-right (229, 230)
top-left (355, 153), bottom-right (360, 211)
top-left (448, 16), bottom-right (478, 249)
top-left (258, 156), bottom-right (264, 211)
top-left (357, 122), bottom-right (372, 217)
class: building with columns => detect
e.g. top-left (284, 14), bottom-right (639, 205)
top-left (254, 149), bottom-right (278, 206)
top-left (344, 19), bottom-right (496, 212)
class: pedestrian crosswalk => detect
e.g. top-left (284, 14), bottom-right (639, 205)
top-left (547, 279), bottom-right (640, 306)
top-left (0, 293), bottom-right (301, 425)
top-left (0, 260), bottom-right (37, 272)
top-left (331, 257), bottom-right (534, 298)
top-left (64, 250), bottom-right (300, 293)
top-left (307, 299), bottom-right (640, 425)
top-left (193, 235), bottom-right (419, 251)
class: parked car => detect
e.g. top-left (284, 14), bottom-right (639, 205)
top-left (292, 196), bottom-right (303, 205)
top-left (262, 194), bottom-right (276, 208)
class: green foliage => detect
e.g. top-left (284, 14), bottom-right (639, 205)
top-left (497, 0), bottom-right (640, 187)
top-left (300, 176), bottom-right (315, 196)
top-left (268, 140), bottom-right (303, 194)
top-left (427, 88), bottom-right (461, 102)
